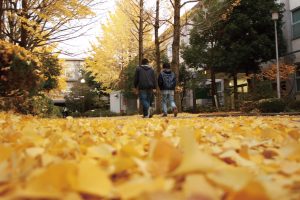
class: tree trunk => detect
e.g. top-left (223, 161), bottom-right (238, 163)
top-left (210, 66), bottom-right (217, 107)
top-left (181, 87), bottom-right (186, 111)
top-left (233, 72), bottom-right (238, 110)
top-left (171, 0), bottom-right (181, 112)
top-left (138, 0), bottom-right (144, 66)
top-left (192, 86), bottom-right (196, 113)
top-left (20, 0), bottom-right (28, 48)
top-left (155, 0), bottom-right (161, 114)
top-left (0, 0), bottom-right (3, 39)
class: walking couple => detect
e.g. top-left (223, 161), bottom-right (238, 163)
top-left (134, 58), bottom-right (178, 118)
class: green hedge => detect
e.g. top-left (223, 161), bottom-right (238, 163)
top-left (240, 101), bottom-right (258, 113)
top-left (256, 98), bottom-right (286, 113)
top-left (287, 100), bottom-right (300, 111)
top-left (0, 95), bottom-right (62, 118)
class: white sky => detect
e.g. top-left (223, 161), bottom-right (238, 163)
top-left (58, 0), bottom-right (197, 59)
top-left (58, 1), bottom-right (116, 59)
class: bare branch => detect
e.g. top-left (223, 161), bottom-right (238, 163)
top-left (180, 0), bottom-right (200, 8)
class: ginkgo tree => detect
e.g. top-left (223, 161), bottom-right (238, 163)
top-left (85, 3), bottom-right (139, 92)
top-left (0, 0), bottom-right (97, 51)
top-left (117, 0), bottom-right (154, 65)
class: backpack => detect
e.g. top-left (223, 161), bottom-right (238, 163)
top-left (162, 71), bottom-right (175, 89)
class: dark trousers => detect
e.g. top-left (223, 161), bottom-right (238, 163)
top-left (139, 90), bottom-right (153, 117)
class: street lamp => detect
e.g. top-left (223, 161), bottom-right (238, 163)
top-left (80, 78), bottom-right (85, 113)
top-left (272, 11), bottom-right (281, 99)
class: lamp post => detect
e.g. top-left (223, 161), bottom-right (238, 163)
top-left (80, 78), bottom-right (85, 113)
top-left (272, 11), bottom-right (281, 99)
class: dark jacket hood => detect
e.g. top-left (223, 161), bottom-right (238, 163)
top-left (141, 65), bottom-right (151, 70)
top-left (162, 69), bottom-right (172, 74)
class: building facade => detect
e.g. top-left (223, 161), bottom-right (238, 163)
top-left (52, 58), bottom-right (85, 105)
top-left (282, 0), bottom-right (300, 99)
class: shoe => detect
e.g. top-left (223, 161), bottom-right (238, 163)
top-left (147, 107), bottom-right (153, 118)
top-left (173, 107), bottom-right (178, 117)
top-left (162, 113), bottom-right (167, 117)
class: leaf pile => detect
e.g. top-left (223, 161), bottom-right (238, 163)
top-left (0, 112), bottom-right (300, 200)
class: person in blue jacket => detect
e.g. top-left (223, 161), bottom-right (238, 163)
top-left (158, 62), bottom-right (178, 117)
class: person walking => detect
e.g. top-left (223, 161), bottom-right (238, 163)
top-left (134, 58), bottom-right (156, 118)
top-left (158, 62), bottom-right (178, 117)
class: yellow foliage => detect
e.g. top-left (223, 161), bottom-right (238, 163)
top-left (86, 4), bottom-right (138, 91)
top-left (86, 0), bottom-right (153, 91)
top-left (0, 112), bottom-right (300, 199)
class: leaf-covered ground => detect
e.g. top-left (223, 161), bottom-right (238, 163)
top-left (0, 112), bottom-right (300, 200)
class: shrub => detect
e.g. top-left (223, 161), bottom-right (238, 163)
top-left (0, 95), bottom-right (63, 117)
top-left (0, 40), bottom-right (62, 115)
top-left (65, 82), bottom-right (109, 114)
top-left (245, 80), bottom-right (276, 101)
top-left (70, 111), bottom-right (82, 118)
top-left (240, 101), bottom-right (257, 113)
top-left (286, 100), bottom-right (300, 112)
top-left (257, 98), bottom-right (286, 113)
top-left (83, 109), bottom-right (102, 117)
top-left (23, 95), bottom-right (63, 118)
top-left (0, 40), bottom-right (61, 98)
top-left (76, 109), bottom-right (121, 118)
top-left (0, 40), bottom-right (42, 97)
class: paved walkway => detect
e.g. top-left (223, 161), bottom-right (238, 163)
top-left (197, 112), bottom-right (300, 117)
top-left (88, 112), bottom-right (300, 120)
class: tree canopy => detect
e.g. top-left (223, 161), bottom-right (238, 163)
top-left (217, 0), bottom-right (285, 75)
top-left (0, 0), bottom-right (96, 51)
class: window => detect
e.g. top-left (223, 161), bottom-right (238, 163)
top-left (292, 8), bottom-right (300, 39)
top-left (65, 67), bottom-right (77, 80)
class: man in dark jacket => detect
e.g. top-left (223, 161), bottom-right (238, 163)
top-left (134, 58), bottom-right (156, 118)
top-left (158, 62), bottom-right (177, 117)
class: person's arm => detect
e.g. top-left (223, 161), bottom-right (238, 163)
top-left (158, 73), bottom-right (163, 90)
top-left (152, 70), bottom-right (157, 89)
top-left (133, 68), bottom-right (139, 89)
top-left (172, 72), bottom-right (177, 89)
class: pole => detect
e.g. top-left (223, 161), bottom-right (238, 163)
top-left (274, 20), bottom-right (281, 99)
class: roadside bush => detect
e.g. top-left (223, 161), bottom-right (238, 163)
top-left (23, 95), bottom-right (62, 118)
top-left (0, 40), bottom-right (62, 115)
top-left (76, 109), bottom-right (121, 117)
top-left (197, 105), bottom-right (218, 113)
top-left (245, 80), bottom-right (276, 101)
top-left (257, 98), bottom-right (286, 113)
top-left (0, 95), bottom-right (62, 117)
top-left (65, 82), bottom-right (109, 114)
top-left (70, 111), bottom-right (82, 118)
top-left (240, 101), bottom-right (257, 113)
top-left (95, 110), bottom-right (120, 117)
top-left (286, 100), bottom-right (300, 111)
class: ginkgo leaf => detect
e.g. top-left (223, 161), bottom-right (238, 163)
top-left (86, 144), bottom-right (115, 159)
top-left (183, 174), bottom-right (222, 200)
top-left (148, 139), bottom-right (182, 176)
top-left (0, 145), bottom-right (13, 162)
top-left (75, 159), bottom-right (112, 197)
top-left (25, 147), bottom-right (45, 158)
top-left (0, 112), bottom-right (300, 200)
top-left (226, 180), bottom-right (270, 200)
top-left (20, 162), bottom-right (77, 199)
top-left (280, 161), bottom-right (300, 175)
top-left (173, 127), bottom-right (228, 174)
top-left (207, 167), bottom-right (254, 191)
top-left (116, 177), bottom-right (174, 199)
